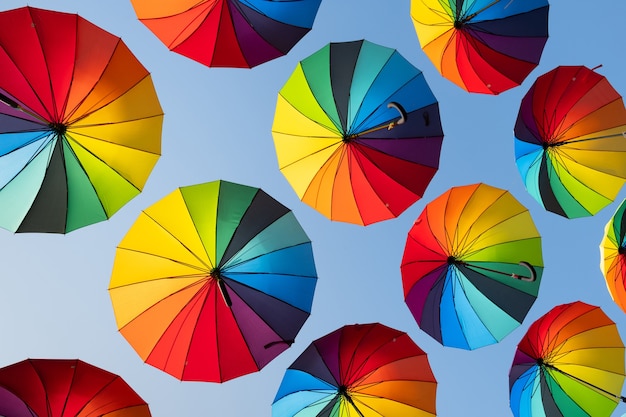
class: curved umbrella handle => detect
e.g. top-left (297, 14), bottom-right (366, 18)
top-left (387, 102), bottom-right (407, 129)
top-left (513, 261), bottom-right (536, 282)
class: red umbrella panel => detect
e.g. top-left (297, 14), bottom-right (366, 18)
top-left (0, 359), bottom-right (151, 417)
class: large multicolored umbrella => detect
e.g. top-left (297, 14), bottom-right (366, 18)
top-left (509, 301), bottom-right (626, 417)
top-left (515, 65), bottom-right (626, 218)
top-left (129, 0), bottom-right (322, 68)
top-left (410, 0), bottom-right (549, 94)
top-left (272, 323), bottom-right (437, 417)
top-left (273, 39), bottom-right (444, 225)
top-left (109, 180), bottom-right (317, 382)
top-left (0, 6), bottom-right (162, 234)
top-left (0, 358), bottom-right (151, 417)
top-left (401, 183), bottom-right (543, 350)
top-left (600, 198), bottom-right (626, 314)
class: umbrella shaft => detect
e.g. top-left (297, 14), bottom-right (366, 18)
top-left (344, 394), bottom-right (365, 417)
top-left (459, 262), bottom-right (532, 280)
top-left (545, 364), bottom-right (626, 402)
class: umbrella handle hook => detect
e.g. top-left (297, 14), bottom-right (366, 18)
top-left (387, 102), bottom-right (407, 129)
top-left (512, 261), bottom-right (536, 282)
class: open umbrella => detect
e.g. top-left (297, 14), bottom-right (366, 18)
top-left (410, 0), bottom-right (549, 95)
top-left (272, 39), bottom-right (444, 226)
top-left (0, 6), bottom-right (162, 233)
top-left (600, 198), bottom-right (626, 314)
top-left (109, 180), bottom-right (317, 382)
top-left (0, 358), bottom-right (151, 417)
top-left (515, 65), bottom-right (626, 218)
top-left (401, 183), bottom-right (543, 350)
top-left (272, 323), bottom-right (437, 417)
top-left (129, 0), bottom-right (322, 68)
top-left (509, 301), bottom-right (626, 417)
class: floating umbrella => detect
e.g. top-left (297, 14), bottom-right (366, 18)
top-left (411, 0), bottom-right (549, 94)
top-left (515, 65), bottom-right (626, 218)
top-left (0, 6), bottom-right (162, 234)
top-left (509, 301), bottom-right (626, 417)
top-left (601, 199), bottom-right (626, 314)
top-left (0, 358), bottom-right (151, 417)
top-left (401, 183), bottom-right (543, 350)
top-left (273, 39), bottom-right (444, 225)
top-left (109, 180), bottom-right (317, 382)
top-left (272, 323), bottom-right (437, 417)
top-left (129, 0), bottom-right (322, 68)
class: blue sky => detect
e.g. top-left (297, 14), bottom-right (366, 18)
top-left (1, 0), bottom-right (625, 416)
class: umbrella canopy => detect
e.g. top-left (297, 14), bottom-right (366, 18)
top-left (401, 183), bottom-right (543, 350)
top-left (410, 0), bottom-right (549, 95)
top-left (515, 65), bottom-right (626, 219)
top-left (0, 6), bottom-right (162, 234)
top-left (129, 0), bottom-right (322, 68)
top-left (272, 39), bottom-right (444, 226)
top-left (601, 198), bottom-right (626, 314)
top-left (509, 301), bottom-right (626, 417)
top-left (0, 358), bottom-right (151, 417)
top-left (272, 322), bottom-right (437, 417)
top-left (109, 180), bottom-right (317, 382)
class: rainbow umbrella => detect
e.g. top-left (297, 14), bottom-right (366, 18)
top-left (509, 301), bottom-right (626, 417)
top-left (0, 6), bottom-right (162, 234)
top-left (273, 39), bottom-right (444, 226)
top-left (515, 65), bottom-right (626, 218)
top-left (272, 323), bottom-right (437, 417)
top-left (401, 183), bottom-right (543, 350)
top-left (0, 359), bottom-right (151, 417)
top-left (109, 180), bottom-right (317, 382)
top-left (411, 0), bottom-right (549, 95)
top-left (129, 0), bottom-right (322, 68)
top-left (600, 199), bottom-right (626, 314)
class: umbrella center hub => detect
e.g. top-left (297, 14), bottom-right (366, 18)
top-left (447, 256), bottom-right (458, 265)
top-left (209, 267), bottom-right (222, 280)
top-left (619, 246), bottom-right (626, 255)
top-left (49, 122), bottom-right (67, 135)
top-left (338, 385), bottom-right (349, 396)
top-left (453, 20), bottom-right (465, 29)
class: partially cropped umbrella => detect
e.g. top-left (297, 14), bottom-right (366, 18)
top-left (109, 180), bottom-right (317, 382)
top-left (0, 358), bottom-right (151, 417)
top-left (509, 301), bottom-right (626, 417)
top-left (411, 0), bottom-right (549, 94)
top-left (515, 65), bottom-right (626, 218)
top-left (0, 6), bottom-right (162, 233)
top-left (129, 0), bottom-right (322, 68)
top-left (601, 199), bottom-right (626, 314)
top-left (401, 183), bottom-right (543, 350)
top-left (273, 39), bottom-right (444, 225)
top-left (272, 323), bottom-right (437, 417)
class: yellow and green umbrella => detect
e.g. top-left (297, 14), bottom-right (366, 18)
top-left (0, 6), bottom-right (162, 233)
top-left (411, 0), bottom-right (549, 95)
top-left (109, 180), bottom-right (317, 382)
top-left (272, 39), bottom-right (443, 226)
top-left (600, 198), bottom-right (626, 314)
top-left (509, 301), bottom-right (626, 417)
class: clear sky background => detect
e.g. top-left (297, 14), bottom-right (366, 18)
top-left (1, 0), bottom-right (626, 416)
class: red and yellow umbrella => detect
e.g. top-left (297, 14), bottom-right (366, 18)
top-left (0, 6), bottom-right (162, 233)
top-left (510, 301), bottom-right (626, 417)
top-left (272, 323), bottom-right (437, 416)
top-left (411, 0), bottom-right (549, 94)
